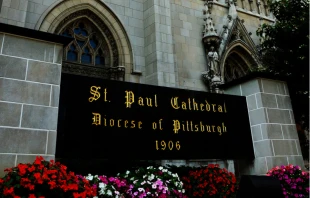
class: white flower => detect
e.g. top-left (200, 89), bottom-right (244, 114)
top-left (162, 169), bottom-right (168, 172)
top-left (143, 175), bottom-right (147, 178)
top-left (147, 192), bottom-right (151, 195)
top-left (148, 174), bottom-right (155, 181)
top-left (158, 166), bottom-right (163, 170)
top-left (133, 180), bottom-right (138, 184)
top-left (86, 174), bottom-right (93, 181)
top-left (141, 181), bottom-right (146, 185)
top-left (107, 190), bottom-right (112, 196)
top-left (147, 166), bottom-right (153, 169)
top-left (182, 189), bottom-right (185, 193)
top-left (152, 184), bottom-right (157, 189)
top-left (99, 182), bottom-right (106, 189)
top-left (126, 170), bottom-right (130, 175)
top-left (168, 171), bottom-right (172, 175)
top-left (172, 173), bottom-right (178, 178)
top-left (138, 188), bottom-right (145, 192)
top-left (130, 177), bottom-right (134, 181)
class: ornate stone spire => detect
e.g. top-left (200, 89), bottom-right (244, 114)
top-left (218, 0), bottom-right (238, 56)
top-left (202, 2), bottom-right (217, 38)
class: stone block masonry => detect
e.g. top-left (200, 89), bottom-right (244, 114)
top-left (0, 24), bottom-right (71, 177)
top-left (223, 76), bottom-right (305, 175)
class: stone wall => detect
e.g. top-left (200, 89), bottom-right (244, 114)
top-left (0, 31), bottom-right (64, 176)
top-left (0, 0), bottom-right (275, 88)
top-left (224, 77), bottom-right (305, 175)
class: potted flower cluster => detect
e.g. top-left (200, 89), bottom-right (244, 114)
top-left (267, 164), bottom-right (309, 198)
top-left (181, 164), bottom-right (237, 198)
top-left (0, 156), bottom-right (96, 198)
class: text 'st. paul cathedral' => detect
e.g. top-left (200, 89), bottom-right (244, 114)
top-left (0, 0), bottom-right (305, 176)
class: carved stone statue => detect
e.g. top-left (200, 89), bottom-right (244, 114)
top-left (207, 46), bottom-right (220, 77)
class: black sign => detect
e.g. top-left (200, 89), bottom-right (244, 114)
top-left (56, 74), bottom-right (254, 160)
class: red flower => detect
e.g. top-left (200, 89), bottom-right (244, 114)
top-left (3, 187), bottom-right (14, 196)
top-left (28, 194), bottom-right (36, 198)
top-left (34, 156), bottom-right (44, 165)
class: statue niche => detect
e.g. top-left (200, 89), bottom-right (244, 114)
top-left (207, 46), bottom-right (220, 80)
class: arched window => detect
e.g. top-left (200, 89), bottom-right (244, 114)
top-left (61, 19), bottom-right (108, 67)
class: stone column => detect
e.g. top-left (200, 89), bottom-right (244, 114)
top-left (143, 0), bottom-right (176, 87)
top-left (223, 76), bottom-right (305, 175)
top-left (0, 24), bottom-right (71, 176)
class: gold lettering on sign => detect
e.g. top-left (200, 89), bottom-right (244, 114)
top-left (173, 120), bottom-right (180, 134)
top-left (138, 121), bottom-right (143, 129)
top-left (181, 102), bottom-right (187, 110)
top-left (92, 113), bottom-right (101, 125)
top-left (205, 100), bottom-right (210, 111)
top-left (138, 97), bottom-right (144, 106)
top-left (171, 120), bottom-right (228, 135)
top-left (171, 97), bottom-right (180, 109)
top-left (104, 88), bottom-right (108, 102)
top-left (125, 91), bottom-right (134, 108)
top-left (218, 105), bottom-right (223, 112)
top-left (159, 119), bottom-right (163, 130)
top-left (118, 119), bottom-right (122, 127)
top-left (154, 95), bottom-right (158, 107)
top-left (146, 97), bottom-right (153, 107)
top-left (89, 86), bottom-right (101, 102)
top-left (193, 99), bottom-right (199, 110)
top-left (222, 122), bottom-right (227, 132)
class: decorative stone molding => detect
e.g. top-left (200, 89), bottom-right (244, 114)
top-left (62, 61), bottom-right (125, 81)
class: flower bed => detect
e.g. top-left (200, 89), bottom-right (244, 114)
top-left (0, 156), bottom-right (96, 198)
top-left (2, 157), bottom-right (308, 198)
top-left (0, 157), bottom-right (187, 198)
top-left (181, 164), bottom-right (237, 198)
top-left (267, 165), bottom-right (309, 198)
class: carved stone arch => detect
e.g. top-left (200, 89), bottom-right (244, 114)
top-left (220, 41), bottom-right (260, 82)
top-left (36, 0), bottom-right (134, 79)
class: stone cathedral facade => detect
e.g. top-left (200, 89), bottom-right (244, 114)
top-left (0, 0), bottom-right (305, 177)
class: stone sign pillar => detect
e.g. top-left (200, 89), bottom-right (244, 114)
top-left (0, 24), bottom-right (71, 177)
top-left (222, 75), bottom-right (305, 175)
